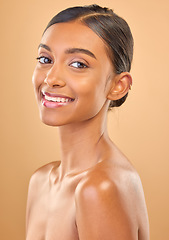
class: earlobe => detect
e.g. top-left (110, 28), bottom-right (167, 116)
top-left (107, 72), bottom-right (132, 101)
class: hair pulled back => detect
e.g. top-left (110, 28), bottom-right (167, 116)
top-left (44, 4), bottom-right (134, 108)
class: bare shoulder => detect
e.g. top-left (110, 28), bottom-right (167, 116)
top-left (27, 161), bottom-right (60, 192)
top-left (26, 161), bottom-right (60, 210)
top-left (75, 157), bottom-right (149, 240)
top-left (28, 161), bottom-right (60, 187)
top-left (26, 161), bottom-right (60, 231)
top-left (75, 158), bottom-right (140, 210)
top-left (76, 156), bottom-right (143, 208)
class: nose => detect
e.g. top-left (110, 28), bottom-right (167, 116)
top-left (44, 65), bottom-right (66, 88)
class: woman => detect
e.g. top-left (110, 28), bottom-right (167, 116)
top-left (26, 4), bottom-right (149, 240)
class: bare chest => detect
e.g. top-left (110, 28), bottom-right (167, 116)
top-left (26, 179), bottom-right (79, 240)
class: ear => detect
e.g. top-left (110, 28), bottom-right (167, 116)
top-left (107, 72), bottom-right (132, 101)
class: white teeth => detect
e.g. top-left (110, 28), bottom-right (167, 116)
top-left (44, 94), bottom-right (70, 103)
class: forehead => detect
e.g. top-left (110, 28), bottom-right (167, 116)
top-left (41, 21), bottom-right (109, 59)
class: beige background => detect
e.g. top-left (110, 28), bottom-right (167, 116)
top-left (0, 0), bottom-right (169, 239)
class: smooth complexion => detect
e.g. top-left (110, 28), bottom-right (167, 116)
top-left (26, 21), bottom-right (149, 240)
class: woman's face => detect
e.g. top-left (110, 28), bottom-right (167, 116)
top-left (32, 21), bottom-right (116, 126)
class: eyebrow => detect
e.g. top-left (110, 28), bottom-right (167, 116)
top-left (65, 48), bottom-right (96, 59)
top-left (38, 43), bottom-right (51, 52)
top-left (38, 44), bottom-right (96, 59)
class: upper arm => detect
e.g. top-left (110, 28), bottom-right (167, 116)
top-left (26, 172), bottom-right (38, 233)
top-left (26, 161), bottom-right (57, 232)
top-left (75, 177), bottom-right (138, 240)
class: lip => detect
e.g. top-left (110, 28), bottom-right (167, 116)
top-left (41, 90), bottom-right (75, 108)
top-left (41, 90), bottom-right (75, 100)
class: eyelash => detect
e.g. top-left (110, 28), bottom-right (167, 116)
top-left (36, 56), bottom-right (53, 64)
top-left (69, 61), bottom-right (88, 69)
top-left (36, 56), bottom-right (88, 69)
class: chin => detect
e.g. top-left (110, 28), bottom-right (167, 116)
top-left (38, 105), bottom-right (62, 127)
top-left (39, 110), bottom-right (74, 127)
top-left (40, 114), bottom-right (62, 127)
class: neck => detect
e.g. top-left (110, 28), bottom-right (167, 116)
top-left (57, 110), bottom-right (110, 179)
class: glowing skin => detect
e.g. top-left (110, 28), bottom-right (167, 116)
top-left (32, 22), bottom-right (116, 127)
top-left (26, 21), bottom-right (149, 240)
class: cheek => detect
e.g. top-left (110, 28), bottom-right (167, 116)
top-left (82, 77), bottom-right (106, 100)
top-left (71, 72), bottom-right (103, 96)
top-left (72, 76), bottom-right (107, 112)
top-left (32, 68), bottom-right (46, 94)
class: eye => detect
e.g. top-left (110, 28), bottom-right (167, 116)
top-left (36, 56), bottom-right (53, 64)
top-left (70, 61), bottom-right (88, 69)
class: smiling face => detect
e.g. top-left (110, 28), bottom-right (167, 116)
top-left (32, 21), bottom-right (116, 126)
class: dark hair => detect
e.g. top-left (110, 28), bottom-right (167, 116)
top-left (44, 4), bottom-right (134, 108)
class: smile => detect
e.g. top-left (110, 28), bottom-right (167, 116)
top-left (41, 90), bottom-right (74, 108)
top-left (44, 95), bottom-right (71, 103)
